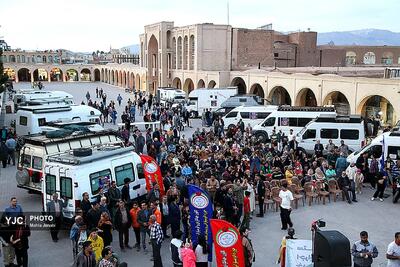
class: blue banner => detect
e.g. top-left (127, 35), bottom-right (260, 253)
top-left (188, 185), bottom-right (213, 262)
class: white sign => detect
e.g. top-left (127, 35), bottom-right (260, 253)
top-left (285, 239), bottom-right (313, 267)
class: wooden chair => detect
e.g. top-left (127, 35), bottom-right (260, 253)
top-left (304, 182), bottom-right (318, 206)
top-left (328, 180), bottom-right (344, 202)
top-left (289, 184), bottom-right (304, 209)
top-left (316, 180), bottom-right (330, 205)
top-left (270, 187), bottom-right (281, 212)
top-left (291, 177), bottom-right (304, 193)
top-left (263, 188), bottom-right (274, 212)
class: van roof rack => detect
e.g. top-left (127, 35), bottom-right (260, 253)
top-left (18, 105), bottom-right (72, 113)
top-left (277, 106), bottom-right (336, 112)
top-left (315, 115), bottom-right (363, 123)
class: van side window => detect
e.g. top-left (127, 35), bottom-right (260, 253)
top-left (262, 117), bottom-right (276, 127)
top-left (90, 169), bottom-right (111, 195)
top-left (240, 112), bottom-right (250, 119)
top-left (38, 118), bottom-right (46, 126)
top-left (303, 129), bottom-right (316, 139)
top-left (257, 112), bottom-right (271, 119)
top-left (22, 154), bottom-right (31, 167)
top-left (340, 129), bottom-right (359, 140)
top-left (137, 163), bottom-right (145, 179)
top-left (239, 98), bottom-right (246, 103)
top-left (388, 146), bottom-right (400, 159)
top-left (60, 176), bottom-right (73, 199)
top-left (20, 116), bottom-right (28, 126)
top-left (298, 118), bottom-right (311, 127)
top-left (225, 112), bottom-right (237, 118)
top-left (320, 129), bottom-right (338, 139)
top-left (289, 118), bottom-right (298, 127)
top-left (45, 174), bottom-right (56, 195)
top-left (115, 163), bottom-right (135, 186)
top-left (32, 156), bottom-right (43, 169)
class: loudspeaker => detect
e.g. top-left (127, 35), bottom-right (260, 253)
top-left (313, 230), bottom-right (351, 267)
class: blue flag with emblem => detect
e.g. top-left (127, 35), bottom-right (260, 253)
top-left (188, 185), bottom-right (213, 262)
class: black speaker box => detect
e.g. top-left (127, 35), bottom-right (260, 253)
top-left (313, 230), bottom-right (351, 267)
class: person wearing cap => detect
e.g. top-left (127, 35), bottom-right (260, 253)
top-left (87, 229), bottom-right (104, 262)
top-left (73, 240), bottom-right (96, 267)
top-left (241, 227), bottom-right (255, 267)
top-left (277, 228), bottom-right (296, 267)
top-left (351, 231), bottom-right (378, 267)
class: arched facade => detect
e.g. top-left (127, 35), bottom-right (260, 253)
top-left (345, 51), bottom-right (356, 65)
top-left (208, 80), bottom-right (216, 88)
top-left (94, 69), bottom-right (100, 82)
top-left (357, 95), bottom-right (395, 125)
top-left (197, 79), bottom-right (205, 88)
top-left (231, 77), bottom-right (247, 94)
top-left (173, 77), bottom-right (182, 89)
top-left (295, 88), bottom-right (317, 106)
top-left (18, 68), bottom-right (31, 82)
top-left (363, 52), bottom-right (376, 65)
top-left (249, 83), bottom-right (265, 99)
top-left (189, 35), bottom-right (195, 70)
top-left (268, 86), bottom-right (292, 105)
top-left (323, 91), bottom-right (350, 115)
top-left (136, 74), bottom-right (141, 90)
top-left (183, 78), bottom-right (194, 93)
top-left (50, 68), bottom-right (63, 81)
top-left (381, 52), bottom-right (394, 65)
top-left (148, 35), bottom-right (159, 93)
top-left (33, 68), bottom-right (48, 81)
top-left (80, 68), bottom-right (91, 81)
top-left (66, 69), bottom-right (79, 81)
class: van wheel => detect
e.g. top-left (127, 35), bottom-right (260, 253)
top-left (228, 124), bottom-right (236, 130)
top-left (73, 148), bottom-right (92, 157)
top-left (255, 132), bottom-right (268, 143)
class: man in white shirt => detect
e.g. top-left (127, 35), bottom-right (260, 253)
top-left (279, 183), bottom-right (294, 230)
top-left (386, 232), bottom-right (400, 267)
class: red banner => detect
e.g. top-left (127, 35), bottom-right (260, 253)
top-left (210, 219), bottom-right (245, 267)
top-left (140, 155), bottom-right (165, 195)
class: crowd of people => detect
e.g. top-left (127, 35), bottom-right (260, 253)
top-left (1, 87), bottom-right (400, 267)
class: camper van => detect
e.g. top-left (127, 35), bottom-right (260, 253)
top-left (297, 115), bottom-right (366, 155)
top-left (157, 87), bottom-right (187, 104)
top-left (222, 105), bottom-right (278, 129)
top-left (43, 146), bottom-right (147, 221)
top-left (16, 130), bottom-right (124, 193)
top-left (252, 106), bottom-right (337, 142)
top-left (16, 104), bottom-right (101, 136)
top-left (185, 87), bottom-right (237, 117)
top-left (221, 94), bottom-right (263, 109)
top-left (14, 90), bottom-right (74, 110)
top-left (347, 131), bottom-right (400, 164)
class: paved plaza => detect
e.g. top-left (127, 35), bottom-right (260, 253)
top-left (0, 82), bottom-right (399, 267)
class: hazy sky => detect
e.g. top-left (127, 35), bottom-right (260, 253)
top-left (1, 0), bottom-right (399, 52)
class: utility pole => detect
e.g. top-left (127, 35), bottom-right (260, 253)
top-left (227, 1), bottom-right (230, 25)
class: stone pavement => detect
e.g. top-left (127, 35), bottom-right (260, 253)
top-left (0, 82), bottom-right (399, 267)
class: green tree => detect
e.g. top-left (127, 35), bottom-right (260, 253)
top-left (0, 48), bottom-right (8, 93)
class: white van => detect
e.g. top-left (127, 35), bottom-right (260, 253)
top-left (297, 115), bottom-right (366, 155)
top-left (157, 87), bottom-right (187, 104)
top-left (252, 106), bottom-right (336, 142)
top-left (16, 130), bottom-right (124, 193)
top-left (347, 131), bottom-right (400, 164)
top-left (14, 90), bottom-right (74, 110)
top-left (16, 104), bottom-right (101, 136)
top-left (43, 146), bottom-right (147, 221)
top-left (222, 105), bottom-right (278, 129)
top-left (186, 87), bottom-right (237, 117)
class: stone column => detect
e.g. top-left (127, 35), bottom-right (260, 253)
top-left (380, 98), bottom-right (388, 124)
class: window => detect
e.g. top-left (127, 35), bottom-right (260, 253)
top-left (320, 129), bottom-right (339, 139)
top-left (32, 156), bottom-right (43, 169)
top-left (288, 118), bottom-right (298, 127)
top-left (303, 129), bottom-right (316, 139)
top-left (239, 98), bottom-right (247, 103)
top-left (45, 174), bottom-right (56, 195)
top-left (60, 176), bottom-right (73, 199)
top-left (257, 112), bottom-right (271, 119)
top-left (115, 163), bottom-right (135, 186)
top-left (38, 118), bottom-right (46, 126)
top-left (90, 169), bottom-right (111, 195)
top-left (225, 112), bottom-right (237, 118)
top-left (137, 163), bottom-right (145, 179)
top-left (20, 116), bottom-right (27, 126)
top-left (211, 100), bottom-right (217, 107)
top-left (340, 129), bottom-right (359, 140)
top-left (240, 112), bottom-right (250, 119)
top-left (22, 154), bottom-right (31, 167)
top-left (274, 53), bottom-right (279, 57)
top-left (298, 118), bottom-right (312, 127)
top-left (388, 146), bottom-right (400, 159)
top-left (262, 117), bottom-right (276, 127)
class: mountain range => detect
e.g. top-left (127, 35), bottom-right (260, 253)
top-left (119, 29), bottom-right (400, 53)
top-left (317, 29), bottom-right (400, 46)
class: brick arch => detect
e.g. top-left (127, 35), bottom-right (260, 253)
top-left (197, 79), bottom-right (205, 88)
top-left (322, 91), bottom-right (351, 115)
top-left (295, 87), bottom-right (318, 106)
top-left (249, 83), bottom-right (265, 99)
top-left (268, 85), bottom-right (292, 105)
top-left (231, 77), bottom-right (247, 94)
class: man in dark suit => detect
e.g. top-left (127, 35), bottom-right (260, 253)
top-left (289, 136), bottom-right (298, 151)
top-left (46, 193), bottom-right (68, 242)
top-left (314, 140), bottom-right (324, 158)
top-left (121, 178), bottom-right (131, 208)
top-left (255, 175), bottom-right (266, 217)
top-left (115, 200), bottom-right (132, 251)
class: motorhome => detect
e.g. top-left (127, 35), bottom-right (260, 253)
top-left (16, 129), bottom-right (124, 193)
top-left (347, 131), bottom-right (400, 164)
top-left (220, 94), bottom-right (263, 111)
top-left (185, 87), bottom-right (237, 117)
top-left (222, 105), bottom-right (279, 129)
top-left (156, 87), bottom-right (187, 104)
top-left (13, 90), bottom-right (74, 110)
top-left (252, 106), bottom-right (337, 142)
top-left (16, 104), bottom-right (101, 136)
top-left (43, 146), bottom-right (147, 221)
top-left (297, 115), bottom-right (366, 155)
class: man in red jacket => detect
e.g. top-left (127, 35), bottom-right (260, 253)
top-left (242, 191), bottom-right (251, 229)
